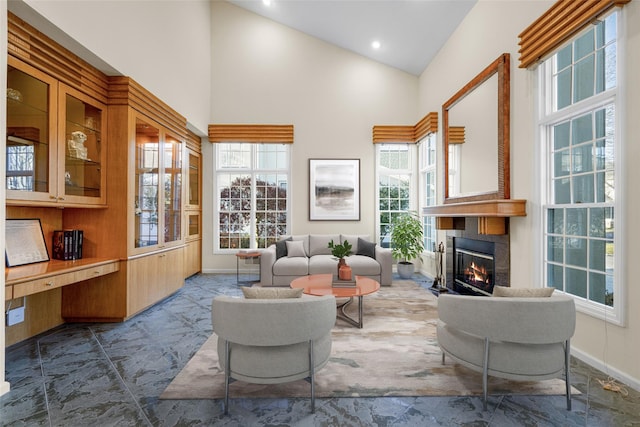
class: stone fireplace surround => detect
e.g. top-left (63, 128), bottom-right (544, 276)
top-left (444, 217), bottom-right (510, 295)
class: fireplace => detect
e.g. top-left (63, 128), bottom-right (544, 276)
top-left (453, 238), bottom-right (495, 296)
top-left (444, 218), bottom-right (510, 295)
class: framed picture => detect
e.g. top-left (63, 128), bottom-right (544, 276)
top-left (309, 158), bottom-right (360, 221)
top-left (5, 218), bottom-right (50, 267)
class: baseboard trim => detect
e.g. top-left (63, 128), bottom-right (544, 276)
top-left (571, 347), bottom-right (640, 392)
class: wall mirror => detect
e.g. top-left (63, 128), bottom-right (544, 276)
top-left (443, 53), bottom-right (510, 204)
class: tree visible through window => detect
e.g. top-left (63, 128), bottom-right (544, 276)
top-left (215, 143), bottom-right (289, 251)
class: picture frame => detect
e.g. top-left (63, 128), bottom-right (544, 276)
top-left (5, 218), bottom-right (50, 267)
top-left (309, 158), bottom-right (360, 221)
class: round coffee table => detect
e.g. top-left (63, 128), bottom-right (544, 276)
top-left (290, 273), bottom-right (380, 328)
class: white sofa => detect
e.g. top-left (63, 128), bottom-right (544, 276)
top-left (260, 234), bottom-right (393, 287)
top-left (436, 293), bottom-right (576, 410)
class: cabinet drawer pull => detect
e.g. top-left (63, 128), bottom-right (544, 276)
top-left (45, 281), bottom-right (54, 287)
top-left (93, 270), bottom-right (101, 275)
top-left (58, 197), bottom-right (65, 201)
top-left (49, 195), bottom-right (57, 200)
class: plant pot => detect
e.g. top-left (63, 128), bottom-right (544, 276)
top-left (337, 258), bottom-right (347, 277)
top-left (397, 262), bottom-right (415, 279)
top-left (339, 264), bottom-right (352, 281)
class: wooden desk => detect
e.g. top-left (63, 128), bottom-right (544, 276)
top-left (5, 258), bottom-right (120, 301)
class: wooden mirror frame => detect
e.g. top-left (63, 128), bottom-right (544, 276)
top-left (443, 53), bottom-right (510, 204)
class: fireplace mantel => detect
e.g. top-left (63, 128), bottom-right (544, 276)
top-left (422, 199), bottom-right (526, 217)
top-left (423, 199), bottom-right (526, 235)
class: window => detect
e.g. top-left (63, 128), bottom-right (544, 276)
top-left (215, 143), bottom-right (289, 251)
top-left (419, 133), bottom-right (437, 252)
top-left (377, 143), bottom-right (415, 248)
top-left (6, 144), bottom-right (35, 191)
top-left (539, 11), bottom-right (622, 323)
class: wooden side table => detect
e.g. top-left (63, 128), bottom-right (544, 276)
top-left (235, 251), bottom-right (262, 285)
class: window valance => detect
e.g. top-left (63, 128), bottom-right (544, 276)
top-left (518, 0), bottom-right (630, 69)
top-left (208, 124), bottom-right (294, 143)
top-left (372, 112), bottom-right (438, 144)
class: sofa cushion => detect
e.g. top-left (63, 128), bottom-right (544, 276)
top-left (275, 237), bottom-right (292, 260)
top-left (273, 257), bottom-right (309, 276)
top-left (346, 255), bottom-right (381, 275)
top-left (341, 235), bottom-right (371, 253)
top-left (286, 240), bottom-right (307, 258)
top-left (242, 287), bottom-right (303, 299)
top-left (492, 286), bottom-right (555, 297)
top-left (356, 238), bottom-right (376, 259)
top-left (309, 234), bottom-right (340, 256)
top-left (308, 254), bottom-right (338, 275)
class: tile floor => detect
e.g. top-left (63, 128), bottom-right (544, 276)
top-left (2, 273), bottom-right (639, 426)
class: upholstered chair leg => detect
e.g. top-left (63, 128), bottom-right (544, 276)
top-left (308, 340), bottom-right (316, 413)
top-left (482, 337), bottom-right (490, 411)
top-left (565, 339), bottom-right (572, 410)
top-left (441, 352), bottom-right (445, 365)
top-left (224, 340), bottom-right (231, 415)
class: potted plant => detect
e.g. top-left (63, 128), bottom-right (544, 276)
top-left (390, 212), bottom-right (424, 279)
top-left (328, 239), bottom-right (353, 279)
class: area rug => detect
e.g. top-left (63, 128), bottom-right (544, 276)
top-left (161, 280), bottom-right (574, 399)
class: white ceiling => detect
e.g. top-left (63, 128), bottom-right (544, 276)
top-left (228, 0), bottom-right (477, 76)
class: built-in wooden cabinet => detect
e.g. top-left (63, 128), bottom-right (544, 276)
top-left (6, 57), bottom-right (107, 207)
top-left (184, 131), bottom-right (202, 278)
top-left (127, 248), bottom-right (184, 315)
top-left (62, 77), bottom-right (189, 322)
top-left (6, 14), bottom-right (198, 335)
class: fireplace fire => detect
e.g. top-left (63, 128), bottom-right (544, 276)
top-left (453, 238), bottom-right (495, 296)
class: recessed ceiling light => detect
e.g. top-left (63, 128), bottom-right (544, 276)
top-left (263, 0), bottom-right (272, 6)
top-left (371, 40), bottom-right (381, 50)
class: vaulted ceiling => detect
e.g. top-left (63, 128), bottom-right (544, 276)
top-left (228, 0), bottom-right (477, 76)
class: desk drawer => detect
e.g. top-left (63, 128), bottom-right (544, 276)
top-left (13, 262), bottom-right (119, 298)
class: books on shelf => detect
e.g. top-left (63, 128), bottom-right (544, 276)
top-left (52, 229), bottom-right (83, 261)
top-left (332, 279), bottom-right (357, 288)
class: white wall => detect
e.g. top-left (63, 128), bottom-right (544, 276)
top-left (203, 2), bottom-right (418, 272)
top-left (18, 0), bottom-right (211, 134)
top-left (418, 0), bottom-right (640, 389)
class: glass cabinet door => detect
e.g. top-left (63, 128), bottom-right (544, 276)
top-left (187, 150), bottom-right (200, 207)
top-left (135, 118), bottom-right (160, 248)
top-left (6, 60), bottom-right (57, 201)
top-left (59, 84), bottom-right (106, 204)
top-left (164, 133), bottom-right (183, 244)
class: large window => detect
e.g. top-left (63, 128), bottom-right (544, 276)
top-left (419, 134), bottom-right (437, 253)
top-left (377, 143), bottom-right (415, 248)
top-left (215, 143), bottom-right (289, 251)
top-left (539, 11), bottom-right (621, 323)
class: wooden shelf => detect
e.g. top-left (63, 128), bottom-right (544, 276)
top-left (422, 199), bottom-right (527, 217)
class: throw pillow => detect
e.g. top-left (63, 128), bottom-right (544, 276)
top-left (275, 237), bottom-right (292, 260)
top-left (356, 237), bottom-right (376, 258)
top-left (492, 286), bottom-right (555, 297)
top-left (286, 240), bottom-right (307, 257)
top-left (309, 234), bottom-right (339, 256)
top-left (341, 234), bottom-right (371, 253)
top-left (242, 287), bottom-right (303, 299)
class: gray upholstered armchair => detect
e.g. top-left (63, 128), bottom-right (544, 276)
top-left (436, 293), bottom-right (576, 410)
top-left (212, 294), bottom-right (336, 414)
